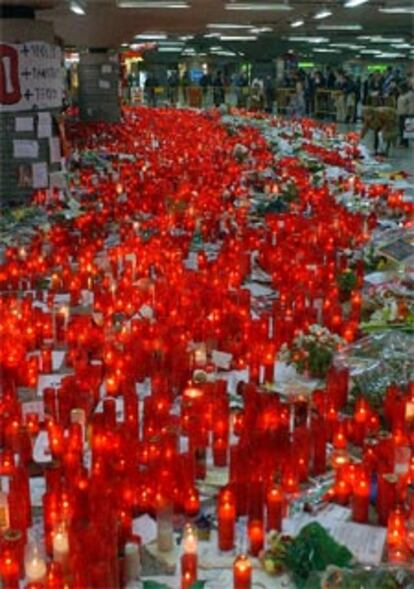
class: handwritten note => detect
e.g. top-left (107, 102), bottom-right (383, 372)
top-left (15, 116), bottom-right (34, 132)
top-left (13, 139), bottom-right (39, 158)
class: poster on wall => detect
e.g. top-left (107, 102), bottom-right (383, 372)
top-left (0, 42), bottom-right (63, 112)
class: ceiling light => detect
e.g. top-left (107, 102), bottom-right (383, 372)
top-left (290, 19), bottom-right (304, 27)
top-left (314, 9), bottom-right (332, 19)
top-left (360, 49), bottom-right (382, 54)
top-left (392, 43), bottom-right (412, 48)
top-left (70, 2), bottom-right (85, 15)
top-left (330, 43), bottom-right (365, 49)
top-left (318, 24), bottom-right (362, 30)
top-left (313, 47), bottom-right (340, 53)
top-left (219, 35), bottom-right (258, 40)
top-left (251, 26), bottom-right (273, 32)
top-left (289, 36), bottom-right (330, 43)
top-left (369, 36), bottom-right (405, 43)
top-left (225, 3), bottom-right (293, 11)
top-left (118, 1), bottom-right (189, 7)
top-left (180, 35), bottom-right (194, 40)
top-left (344, 0), bottom-right (369, 7)
top-left (158, 40), bottom-right (184, 46)
top-left (377, 52), bottom-right (405, 58)
top-left (379, 6), bottom-right (414, 13)
top-left (135, 33), bottom-right (168, 40)
top-left (207, 23), bottom-right (252, 29)
top-left (204, 33), bottom-right (221, 38)
top-left (158, 47), bottom-right (182, 52)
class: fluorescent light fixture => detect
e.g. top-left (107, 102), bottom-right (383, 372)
top-left (288, 36), bottom-right (329, 43)
top-left (219, 35), bottom-right (258, 40)
top-left (392, 43), bottom-right (412, 48)
top-left (379, 6), bottom-right (414, 13)
top-left (290, 19), bottom-right (304, 27)
top-left (370, 36), bottom-right (405, 43)
top-left (180, 35), bottom-right (194, 40)
top-left (211, 50), bottom-right (238, 56)
top-left (313, 47), bottom-right (340, 53)
top-left (314, 9), bottom-right (332, 19)
top-left (207, 23), bottom-right (252, 28)
top-left (225, 2), bottom-right (293, 11)
top-left (204, 33), bottom-right (221, 38)
top-left (377, 52), bottom-right (405, 58)
top-left (330, 43), bottom-right (365, 49)
top-left (360, 48), bottom-right (382, 54)
top-left (344, 0), bottom-right (369, 7)
top-left (158, 47), bottom-right (182, 52)
top-left (135, 33), bottom-right (167, 40)
top-left (250, 26), bottom-right (273, 32)
top-left (158, 40), bottom-right (184, 46)
top-left (318, 24), bottom-right (362, 30)
top-left (118, 1), bottom-right (189, 7)
top-left (70, 2), bottom-right (85, 15)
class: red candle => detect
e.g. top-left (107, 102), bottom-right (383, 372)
top-left (352, 474), bottom-right (370, 523)
top-left (266, 485), bottom-right (283, 531)
top-left (387, 506), bottom-right (406, 548)
top-left (248, 519), bottom-right (264, 556)
top-left (213, 437), bottom-right (228, 467)
top-left (218, 500), bottom-right (236, 551)
top-left (233, 554), bottom-right (252, 589)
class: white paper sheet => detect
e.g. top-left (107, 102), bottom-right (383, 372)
top-left (37, 112), bottom-right (52, 138)
top-left (101, 64), bottom-right (112, 74)
top-left (212, 350), bottom-right (233, 370)
top-left (49, 137), bottom-right (62, 163)
top-left (13, 139), bottom-right (39, 158)
top-left (98, 79), bottom-right (111, 90)
top-left (32, 162), bottom-right (48, 188)
top-left (15, 117), bottom-right (34, 132)
top-left (22, 400), bottom-right (45, 421)
top-left (132, 514), bottom-right (157, 545)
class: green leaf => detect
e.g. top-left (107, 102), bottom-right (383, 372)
top-left (143, 581), bottom-right (173, 589)
top-left (190, 582), bottom-right (207, 589)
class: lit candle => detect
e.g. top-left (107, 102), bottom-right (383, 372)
top-left (352, 474), bottom-right (370, 523)
top-left (52, 523), bottom-right (69, 571)
top-left (181, 523), bottom-right (197, 588)
top-left (218, 500), bottom-right (236, 551)
top-left (233, 554), bottom-right (252, 589)
top-left (156, 498), bottom-right (174, 552)
top-left (248, 519), bottom-right (264, 556)
top-left (124, 540), bottom-right (141, 582)
top-left (0, 477), bottom-right (10, 532)
top-left (266, 485), bottom-right (283, 532)
top-left (25, 542), bottom-right (47, 583)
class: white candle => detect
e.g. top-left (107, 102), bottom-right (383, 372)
top-left (25, 543), bottom-right (47, 583)
top-left (182, 523), bottom-right (198, 555)
top-left (25, 555), bottom-right (47, 583)
top-left (124, 541), bottom-right (141, 581)
top-left (156, 501), bottom-right (174, 552)
top-left (53, 524), bottom-right (69, 569)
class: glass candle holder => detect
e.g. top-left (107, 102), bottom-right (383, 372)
top-left (233, 554), bottom-right (252, 589)
top-left (24, 542), bottom-right (47, 584)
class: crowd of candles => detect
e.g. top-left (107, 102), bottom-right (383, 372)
top-left (0, 107), bottom-right (413, 588)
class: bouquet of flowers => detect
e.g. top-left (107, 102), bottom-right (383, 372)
top-left (279, 325), bottom-right (345, 378)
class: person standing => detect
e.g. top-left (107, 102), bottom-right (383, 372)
top-left (264, 75), bottom-right (275, 113)
top-left (213, 71), bottom-right (225, 107)
top-left (397, 83), bottom-right (414, 147)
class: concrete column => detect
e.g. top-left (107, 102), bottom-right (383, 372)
top-left (78, 50), bottom-right (121, 123)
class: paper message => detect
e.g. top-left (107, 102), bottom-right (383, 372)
top-left (37, 112), bottom-right (52, 138)
top-left (13, 139), bottom-right (39, 158)
top-left (15, 116), bottom-right (34, 132)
